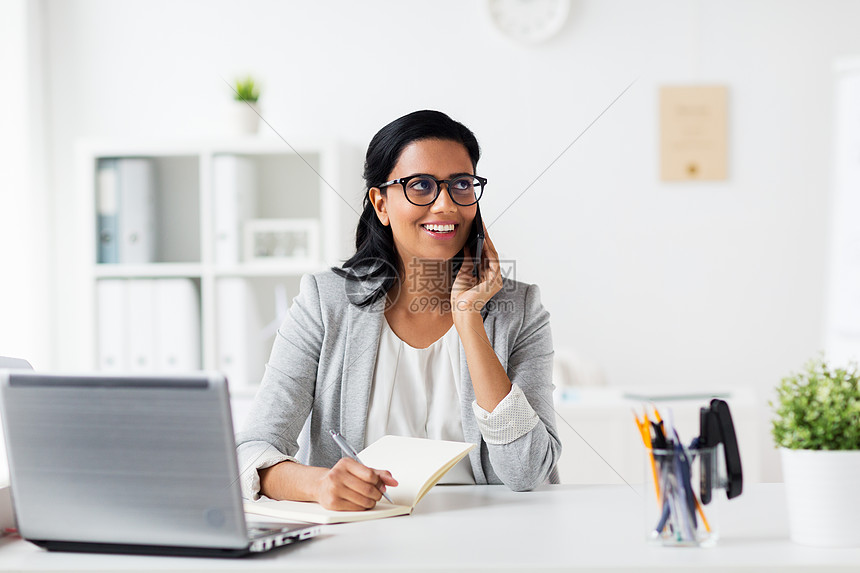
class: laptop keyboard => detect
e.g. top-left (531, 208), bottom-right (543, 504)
top-left (247, 524), bottom-right (321, 552)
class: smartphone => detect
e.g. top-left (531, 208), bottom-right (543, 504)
top-left (471, 204), bottom-right (485, 281)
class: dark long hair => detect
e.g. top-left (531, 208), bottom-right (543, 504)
top-left (332, 110), bottom-right (481, 307)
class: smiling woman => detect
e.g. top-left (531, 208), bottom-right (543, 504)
top-left (236, 110), bottom-right (561, 511)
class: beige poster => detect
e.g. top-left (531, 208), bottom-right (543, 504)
top-left (660, 85), bottom-right (728, 181)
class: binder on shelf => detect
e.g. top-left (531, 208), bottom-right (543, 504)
top-left (96, 279), bottom-right (127, 371)
top-left (96, 278), bottom-right (201, 374)
top-left (117, 159), bottom-right (157, 264)
top-left (213, 155), bottom-right (257, 265)
top-left (127, 279), bottom-right (155, 372)
top-left (96, 159), bottom-right (119, 264)
top-left (154, 279), bottom-right (201, 371)
top-left (216, 278), bottom-right (264, 387)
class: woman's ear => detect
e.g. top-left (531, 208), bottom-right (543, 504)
top-left (368, 187), bottom-right (390, 226)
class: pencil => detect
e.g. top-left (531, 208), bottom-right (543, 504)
top-left (694, 493), bottom-right (711, 532)
top-left (633, 410), bottom-right (661, 500)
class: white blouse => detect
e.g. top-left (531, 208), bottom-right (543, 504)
top-left (365, 319), bottom-right (475, 484)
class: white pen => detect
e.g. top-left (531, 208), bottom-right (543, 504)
top-left (329, 430), bottom-right (394, 504)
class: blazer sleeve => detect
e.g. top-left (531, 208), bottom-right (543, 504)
top-left (481, 283), bottom-right (561, 491)
top-left (235, 273), bottom-right (324, 500)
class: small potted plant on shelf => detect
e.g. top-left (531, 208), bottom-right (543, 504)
top-left (227, 75), bottom-right (261, 135)
top-left (771, 356), bottom-right (860, 547)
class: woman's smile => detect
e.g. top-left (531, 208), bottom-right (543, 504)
top-left (420, 221), bottom-right (459, 240)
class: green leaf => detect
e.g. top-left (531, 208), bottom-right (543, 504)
top-left (771, 355), bottom-right (860, 450)
top-left (233, 75), bottom-right (260, 103)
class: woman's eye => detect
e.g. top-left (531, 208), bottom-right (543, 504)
top-left (452, 178), bottom-right (474, 191)
top-left (409, 178), bottom-right (435, 193)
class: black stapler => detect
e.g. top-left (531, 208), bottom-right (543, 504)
top-left (697, 398), bottom-right (743, 504)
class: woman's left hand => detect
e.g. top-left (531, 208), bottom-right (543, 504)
top-left (451, 219), bottom-right (503, 323)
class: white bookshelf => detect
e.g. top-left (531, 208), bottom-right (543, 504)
top-left (76, 137), bottom-right (363, 389)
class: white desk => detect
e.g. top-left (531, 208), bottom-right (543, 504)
top-left (0, 484), bottom-right (857, 572)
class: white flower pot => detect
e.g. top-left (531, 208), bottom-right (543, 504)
top-left (225, 101), bottom-right (260, 135)
top-left (780, 448), bottom-right (860, 547)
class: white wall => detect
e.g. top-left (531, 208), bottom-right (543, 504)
top-left (0, 0), bottom-right (51, 370)
top-left (36, 0), bottom-right (860, 480)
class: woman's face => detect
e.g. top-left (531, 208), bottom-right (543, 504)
top-left (370, 138), bottom-right (477, 267)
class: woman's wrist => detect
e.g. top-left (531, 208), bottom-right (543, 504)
top-left (453, 308), bottom-right (485, 337)
top-left (260, 461), bottom-right (327, 502)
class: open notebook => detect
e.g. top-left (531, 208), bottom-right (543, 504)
top-left (244, 435), bottom-right (475, 524)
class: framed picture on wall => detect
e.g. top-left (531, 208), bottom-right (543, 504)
top-left (243, 218), bottom-right (320, 264)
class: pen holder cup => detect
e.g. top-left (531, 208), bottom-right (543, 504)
top-left (644, 446), bottom-right (721, 547)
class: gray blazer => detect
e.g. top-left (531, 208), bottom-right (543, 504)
top-left (236, 269), bottom-right (561, 495)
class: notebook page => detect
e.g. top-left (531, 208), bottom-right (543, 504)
top-left (358, 436), bottom-right (475, 508)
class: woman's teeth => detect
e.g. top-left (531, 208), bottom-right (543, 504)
top-left (422, 224), bottom-right (455, 232)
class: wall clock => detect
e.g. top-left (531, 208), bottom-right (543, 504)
top-left (486, 0), bottom-right (571, 43)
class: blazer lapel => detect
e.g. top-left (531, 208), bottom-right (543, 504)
top-left (339, 294), bottom-right (385, 451)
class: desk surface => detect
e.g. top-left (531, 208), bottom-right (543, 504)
top-left (0, 484), bottom-right (857, 572)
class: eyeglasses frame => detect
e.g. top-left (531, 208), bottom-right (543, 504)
top-left (377, 174), bottom-right (487, 207)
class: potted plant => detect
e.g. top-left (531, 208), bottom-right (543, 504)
top-left (771, 356), bottom-right (860, 547)
top-left (227, 75), bottom-right (261, 134)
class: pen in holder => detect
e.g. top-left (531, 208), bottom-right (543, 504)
top-left (644, 445), bottom-right (720, 547)
top-left (636, 399), bottom-right (743, 548)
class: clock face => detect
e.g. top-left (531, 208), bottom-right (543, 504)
top-left (487, 0), bottom-right (571, 43)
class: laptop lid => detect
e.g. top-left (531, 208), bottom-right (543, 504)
top-left (0, 356), bottom-right (33, 370)
top-left (0, 357), bottom-right (33, 529)
top-left (0, 371), bottom-right (251, 551)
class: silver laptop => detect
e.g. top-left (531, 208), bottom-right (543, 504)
top-left (0, 370), bottom-right (319, 557)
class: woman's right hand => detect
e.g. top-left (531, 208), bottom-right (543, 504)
top-left (316, 458), bottom-right (399, 511)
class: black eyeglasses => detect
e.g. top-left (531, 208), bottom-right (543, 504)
top-left (378, 174), bottom-right (486, 206)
